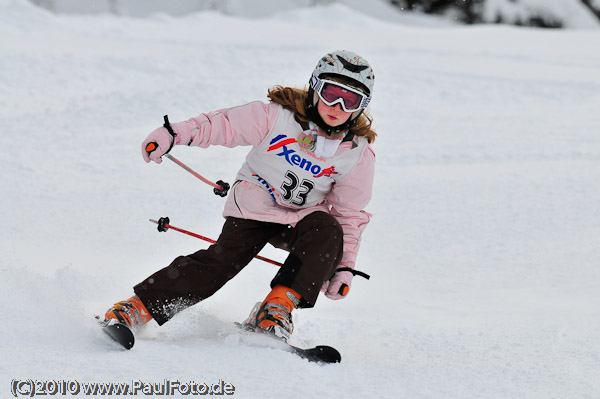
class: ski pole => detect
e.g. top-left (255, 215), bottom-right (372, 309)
top-left (145, 115), bottom-right (230, 197)
top-left (164, 154), bottom-right (230, 196)
top-left (149, 217), bottom-right (283, 267)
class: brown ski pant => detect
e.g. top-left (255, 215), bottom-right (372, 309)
top-left (134, 211), bottom-right (343, 325)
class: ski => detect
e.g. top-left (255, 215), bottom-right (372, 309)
top-left (95, 316), bottom-right (135, 350)
top-left (234, 322), bottom-right (341, 364)
top-left (93, 316), bottom-right (339, 362)
top-left (287, 344), bottom-right (341, 364)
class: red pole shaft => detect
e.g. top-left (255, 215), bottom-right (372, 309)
top-left (165, 154), bottom-right (223, 190)
top-left (149, 219), bottom-right (283, 267)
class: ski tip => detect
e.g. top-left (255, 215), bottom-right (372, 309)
top-left (96, 316), bottom-right (135, 350)
top-left (290, 344), bottom-right (342, 364)
top-left (314, 345), bottom-right (342, 364)
top-left (109, 323), bottom-right (135, 350)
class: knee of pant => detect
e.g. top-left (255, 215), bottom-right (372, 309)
top-left (302, 212), bottom-right (344, 244)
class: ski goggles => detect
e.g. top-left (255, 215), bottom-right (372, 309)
top-left (309, 74), bottom-right (371, 112)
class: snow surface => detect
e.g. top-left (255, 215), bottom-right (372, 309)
top-left (1, 1), bottom-right (600, 398)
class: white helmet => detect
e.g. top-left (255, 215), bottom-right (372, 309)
top-left (312, 50), bottom-right (374, 95)
top-left (307, 50), bottom-right (375, 131)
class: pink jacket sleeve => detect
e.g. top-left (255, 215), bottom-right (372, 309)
top-left (327, 145), bottom-right (376, 270)
top-left (170, 101), bottom-right (280, 148)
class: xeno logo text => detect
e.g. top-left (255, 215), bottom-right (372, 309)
top-left (267, 135), bottom-right (338, 178)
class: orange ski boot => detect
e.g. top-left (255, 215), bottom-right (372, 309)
top-left (244, 285), bottom-right (301, 342)
top-left (104, 295), bottom-right (153, 328)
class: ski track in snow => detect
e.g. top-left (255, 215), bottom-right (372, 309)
top-left (1, 1), bottom-right (600, 398)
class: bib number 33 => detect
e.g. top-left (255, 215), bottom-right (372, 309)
top-left (281, 170), bottom-right (315, 206)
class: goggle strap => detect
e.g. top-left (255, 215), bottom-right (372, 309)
top-left (309, 74), bottom-right (323, 92)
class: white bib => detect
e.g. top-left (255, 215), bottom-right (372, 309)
top-left (236, 106), bottom-right (368, 209)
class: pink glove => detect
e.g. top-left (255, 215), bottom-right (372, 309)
top-left (141, 126), bottom-right (175, 164)
top-left (321, 269), bottom-right (354, 300)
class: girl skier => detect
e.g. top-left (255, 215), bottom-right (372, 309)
top-left (104, 50), bottom-right (376, 342)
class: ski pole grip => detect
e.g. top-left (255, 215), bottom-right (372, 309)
top-left (145, 142), bottom-right (158, 154)
top-left (338, 284), bottom-right (349, 296)
top-left (145, 115), bottom-right (176, 157)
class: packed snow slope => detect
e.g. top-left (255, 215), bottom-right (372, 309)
top-left (1, 1), bottom-right (600, 398)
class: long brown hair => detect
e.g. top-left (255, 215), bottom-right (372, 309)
top-left (267, 86), bottom-right (377, 143)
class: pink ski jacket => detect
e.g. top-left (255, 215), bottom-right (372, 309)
top-left (169, 101), bottom-right (375, 271)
